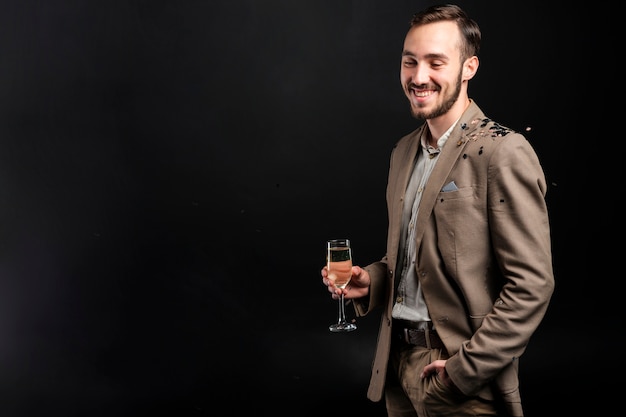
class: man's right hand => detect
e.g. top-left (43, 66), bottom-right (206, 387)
top-left (321, 265), bottom-right (371, 300)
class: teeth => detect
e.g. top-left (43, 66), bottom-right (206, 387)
top-left (415, 91), bottom-right (431, 97)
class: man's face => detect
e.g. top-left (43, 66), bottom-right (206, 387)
top-left (400, 21), bottom-right (464, 121)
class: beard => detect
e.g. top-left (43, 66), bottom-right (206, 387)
top-left (409, 70), bottom-right (463, 120)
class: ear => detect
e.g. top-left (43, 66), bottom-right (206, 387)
top-left (462, 56), bottom-right (479, 81)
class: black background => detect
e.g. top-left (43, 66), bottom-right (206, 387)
top-left (0, 1), bottom-right (618, 416)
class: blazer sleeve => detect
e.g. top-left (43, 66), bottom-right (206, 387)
top-left (444, 132), bottom-right (555, 396)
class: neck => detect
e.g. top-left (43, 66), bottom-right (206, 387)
top-left (426, 97), bottom-right (471, 145)
top-left (424, 130), bottom-right (437, 149)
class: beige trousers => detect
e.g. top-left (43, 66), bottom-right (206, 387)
top-left (385, 343), bottom-right (505, 417)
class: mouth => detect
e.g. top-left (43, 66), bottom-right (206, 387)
top-left (413, 89), bottom-right (434, 98)
top-left (409, 85), bottom-right (437, 100)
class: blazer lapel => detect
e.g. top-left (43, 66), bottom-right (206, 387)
top-left (412, 102), bottom-right (484, 247)
top-left (386, 125), bottom-right (424, 269)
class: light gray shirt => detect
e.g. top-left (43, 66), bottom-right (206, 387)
top-left (391, 121), bottom-right (457, 329)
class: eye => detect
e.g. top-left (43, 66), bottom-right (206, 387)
top-left (402, 58), bottom-right (417, 67)
top-left (430, 60), bottom-right (446, 69)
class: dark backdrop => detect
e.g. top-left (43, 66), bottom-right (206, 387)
top-left (0, 1), bottom-right (616, 416)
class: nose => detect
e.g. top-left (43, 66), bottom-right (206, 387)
top-left (411, 62), bottom-right (430, 86)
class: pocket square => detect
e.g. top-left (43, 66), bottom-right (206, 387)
top-left (441, 181), bottom-right (458, 192)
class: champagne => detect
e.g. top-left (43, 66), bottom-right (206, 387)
top-left (326, 238), bottom-right (356, 332)
top-left (327, 246), bottom-right (352, 289)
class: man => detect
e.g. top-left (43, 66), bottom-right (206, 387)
top-left (321, 4), bottom-right (554, 416)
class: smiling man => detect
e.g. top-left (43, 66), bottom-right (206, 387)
top-left (321, 4), bottom-right (554, 417)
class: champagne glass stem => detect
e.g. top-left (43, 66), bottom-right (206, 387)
top-left (337, 293), bottom-right (348, 325)
top-left (330, 292), bottom-right (356, 331)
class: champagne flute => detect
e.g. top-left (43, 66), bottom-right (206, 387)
top-left (327, 238), bottom-right (357, 332)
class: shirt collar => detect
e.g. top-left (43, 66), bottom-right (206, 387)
top-left (421, 118), bottom-right (460, 150)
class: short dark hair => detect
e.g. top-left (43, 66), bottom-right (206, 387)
top-left (410, 4), bottom-right (481, 60)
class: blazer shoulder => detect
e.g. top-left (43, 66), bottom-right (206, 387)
top-left (459, 117), bottom-right (518, 145)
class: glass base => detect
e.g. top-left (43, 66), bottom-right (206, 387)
top-left (329, 322), bottom-right (357, 332)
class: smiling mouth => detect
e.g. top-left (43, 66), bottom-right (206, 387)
top-left (409, 83), bottom-right (437, 98)
top-left (413, 90), bottom-right (433, 97)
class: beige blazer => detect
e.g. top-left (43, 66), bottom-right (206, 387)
top-left (354, 100), bottom-right (555, 416)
